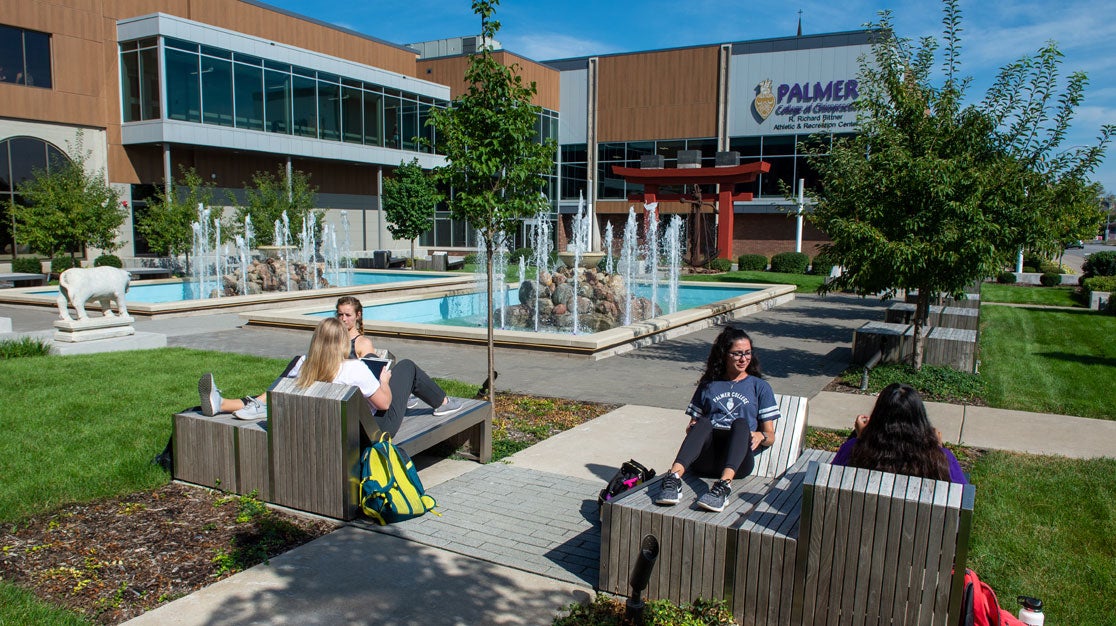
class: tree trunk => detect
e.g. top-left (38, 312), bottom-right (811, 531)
top-left (485, 237), bottom-right (496, 407)
top-left (912, 288), bottom-right (930, 371)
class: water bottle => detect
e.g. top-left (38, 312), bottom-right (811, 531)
top-left (1017, 596), bottom-right (1044, 626)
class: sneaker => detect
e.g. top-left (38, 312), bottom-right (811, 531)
top-left (233, 397), bottom-right (267, 420)
top-left (407, 394), bottom-right (421, 409)
top-left (697, 480), bottom-right (732, 513)
top-left (654, 473), bottom-right (683, 506)
top-left (432, 397), bottom-right (465, 417)
top-left (199, 373), bottom-right (223, 416)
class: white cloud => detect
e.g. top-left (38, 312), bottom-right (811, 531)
top-left (501, 33), bottom-right (621, 61)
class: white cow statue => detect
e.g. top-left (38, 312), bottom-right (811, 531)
top-left (57, 266), bottom-right (131, 321)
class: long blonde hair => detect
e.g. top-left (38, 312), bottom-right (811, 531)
top-left (295, 317), bottom-right (349, 388)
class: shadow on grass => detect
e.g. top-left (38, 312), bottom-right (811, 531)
top-left (1035, 351), bottom-right (1116, 367)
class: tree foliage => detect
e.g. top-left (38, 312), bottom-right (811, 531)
top-left (233, 167), bottom-right (320, 246)
top-left (806, 0), bottom-right (1112, 368)
top-left (427, 0), bottom-right (556, 402)
top-left (13, 132), bottom-right (125, 259)
top-left (382, 158), bottom-right (442, 263)
top-left (136, 166), bottom-right (214, 261)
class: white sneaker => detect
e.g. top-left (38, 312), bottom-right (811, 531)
top-left (199, 373), bottom-right (223, 416)
top-left (233, 397), bottom-right (267, 420)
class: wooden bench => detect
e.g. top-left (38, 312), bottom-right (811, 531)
top-left (172, 379), bottom-right (491, 520)
top-left (598, 394), bottom-right (809, 606)
top-left (735, 461), bottom-right (974, 625)
top-left (0, 272), bottom-right (47, 287)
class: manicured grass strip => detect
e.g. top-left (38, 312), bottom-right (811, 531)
top-left (967, 451), bottom-right (1116, 626)
top-left (980, 283), bottom-right (1083, 307)
top-left (0, 349), bottom-right (287, 523)
top-left (979, 307), bottom-right (1116, 419)
top-left (0, 581), bottom-right (91, 625)
top-left (682, 270), bottom-right (825, 293)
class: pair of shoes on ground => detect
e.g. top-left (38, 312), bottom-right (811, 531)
top-left (199, 373), bottom-right (265, 420)
top-left (653, 473), bottom-right (732, 513)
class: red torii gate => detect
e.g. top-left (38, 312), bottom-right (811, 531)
top-left (610, 160), bottom-right (770, 260)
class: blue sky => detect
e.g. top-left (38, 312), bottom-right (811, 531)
top-left (263, 0), bottom-right (1115, 193)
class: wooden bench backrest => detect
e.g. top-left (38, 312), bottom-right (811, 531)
top-left (753, 394), bottom-right (809, 480)
top-left (267, 378), bottom-right (380, 520)
top-left (794, 462), bottom-right (975, 626)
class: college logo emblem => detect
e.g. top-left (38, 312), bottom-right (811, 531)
top-left (753, 79), bottom-right (775, 121)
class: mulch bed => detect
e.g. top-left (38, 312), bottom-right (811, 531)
top-left (0, 393), bottom-right (618, 624)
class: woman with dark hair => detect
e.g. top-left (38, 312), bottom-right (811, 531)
top-left (335, 296), bottom-right (375, 358)
top-left (654, 326), bottom-right (780, 512)
top-left (832, 383), bottom-right (967, 484)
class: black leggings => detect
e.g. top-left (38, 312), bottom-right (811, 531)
top-left (673, 419), bottom-right (756, 479)
top-left (374, 359), bottom-right (446, 437)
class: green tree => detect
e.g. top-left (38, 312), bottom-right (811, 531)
top-left (14, 132), bottom-right (124, 261)
top-left (382, 159), bottom-right (442, 264)
top-left (136, 166), bottom-right (215, 272)
top-left (806, 0), bottom-right (1112, 368)
top-left (428, 0), bottom-right (555, 403)
top-left (234, 167), bottom-right (320, 246)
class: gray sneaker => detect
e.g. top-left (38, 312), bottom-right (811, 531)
top-left (432, 397), bottom-right (465, 417)
top-left (233, 397), bottom-right (266, 420)
top-left (407, 394), bottom-right (421, 409)
top-left (199, 373), bottom-right (223, 416)
top-left (697, 479), bottom-right (732, 512)
top-left (654, 473), bottom-right (682, 506)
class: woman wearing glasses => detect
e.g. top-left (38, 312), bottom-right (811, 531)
top-left (654, 326), bottom-right (779, 512)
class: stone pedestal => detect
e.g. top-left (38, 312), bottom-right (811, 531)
top-left (53, 315), bottom-right (136, 343)
top-left (0, 317), bottom-right (11, 334)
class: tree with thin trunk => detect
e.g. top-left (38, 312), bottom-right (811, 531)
top-left (136, 166), bottom-right (214, 273)
top-left (806, 0), bottom-right (1112, 369)
top-left (382, 159), bottom-right (442, 265)
top-left (428, 0), bottom-right (555, 404)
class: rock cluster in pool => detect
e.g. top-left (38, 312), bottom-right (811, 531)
top-left (502, 266), bottom-right (660, 332)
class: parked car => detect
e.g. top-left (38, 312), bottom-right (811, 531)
top-left (1066, 240), bottom-right (1085, 249)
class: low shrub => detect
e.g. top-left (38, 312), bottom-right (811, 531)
top-left (996, 271), bottom-right (1017, 284)
top-left (50, 256), bottom-right (80, 275)
top-left (1039, 272), bottom-right (1062, 287)
top-left (463, 253), bottom-right (478, 264)
top-left (93, 254), bottom-right (123, 268)
top-left (810, 253), bottom-right (835, 276)
top-left (509, 247), bottom-right (534, 263)
top-left (11, 257), bottom-right (42, 274)
top-left (737, 254), bottom-right (768, 272)
top-left (1022, 251), bottom-right (1046, 269)
top-left (770, 251), bottom-right (809, 274)
top-left (1082, 250), bottom-right (1116, 277)
top-left (553, 594), bottom-right (734, 626)
top-left (1082, 275), bottom-right (1116, 296)
top-left (1021, 265), bottom-right (1038, 273)
top-left (1038, 260), bottom-right (1063, 274)
top-left (0, 337), bottom-right (52, 359)
top-left (706, 258), bottom-right (733, 272)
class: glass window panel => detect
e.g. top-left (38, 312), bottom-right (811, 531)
top-left (234, 63), bottom-right (263, 130)
top-left (292, 74), bottom-right (317, 138)
top-left (317, 79), bottom-right (340, 141)
top-left (796, 156), bottom-right (822, 192)
top-left (561, 143), bottom-right (587, 163)
top-left (435, 215), bottom-right (451, 246)
top-left (729, 136), bottom-right (761, 157)
top-left (626, 141), bottom-right (655, 160)
top-left (9, 137), bottom-right (48, 187)
top-left (656, 140), bottom-right (684, 160)
top-left (46, 145), bottom-right (68, 171)
top-left (201, 57), bottom-right (233, 126)
top-left (0, 141), bottom-right (9, 192)
top-left (264, 69), bottom-right (291, 133)
top-left (599, 143), bottom-right (625, 162)
top-left (597, 163), bottom-right (626, 199)
top-left (341, 86), bottom-right (362, 143)
top-left (164, 38), bottom-right (197, 52)
top-left (120, 51), bottom-right (141, 122)
top-left (199, 45), bottom-right (231, 59)
top-left (400, 100), bottom-right (418, 151)
top-left (759, 157), bottom-right (795, 196)
top-left (137, 37), bottom-right (157, 49)
top-left (0, 25), bottom-right (19, 84)
top-left (317, 71), bottom-right (339, 84)
top-left (762, 135), bottom-right (796, 156)
top-left (419, 102), bottom-right (434, 153)
top-left (233, 52), bottom-right (262, 66)
top-left (22, 31), bottom-right (51, 88)
top-left (292, 65), bottom-right (314, 78)
top-left (383, 94), bottom-right (400, 149)
top-left (687, 138), bottom-right (717, 157)
top-left (264, 59), bottom-right (289, 71)
top-left (119, 40), bottom-right (138, 52)
top-left (139, 48), bottom-right (160, 120)
top-left (342, 78), bottom-right (361, 89)
top-left (165, 48), bottom-right (200, 122)
top-left (363, 91), bottom-right (382, 145)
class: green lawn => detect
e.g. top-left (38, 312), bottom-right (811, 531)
top-left (682, 270), bottom-right (825, 293)
top-left (981, 283), bottom-right (1083, 307)
top-left (980, 306), bottom-right (1116, 419)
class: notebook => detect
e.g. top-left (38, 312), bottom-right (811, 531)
top-left (360, 355), bottom-right (393, 379)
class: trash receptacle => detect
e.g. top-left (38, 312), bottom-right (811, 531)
top-left (355, 257), bottom-right (374, 269)
top-left (372, 250), bottom-right (390, 269)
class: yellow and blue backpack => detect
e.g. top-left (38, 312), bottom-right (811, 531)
top-left (359, 433), bottom-right (439, 524)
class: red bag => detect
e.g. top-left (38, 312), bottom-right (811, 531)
top-left (958, 568), bottom-right (1025, 626)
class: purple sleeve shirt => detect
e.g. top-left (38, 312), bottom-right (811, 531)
top-left (831, 437), bottom-right (968, 485)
